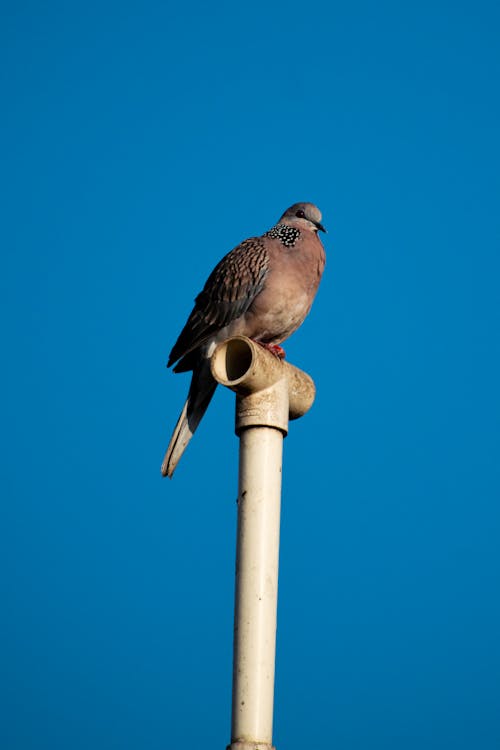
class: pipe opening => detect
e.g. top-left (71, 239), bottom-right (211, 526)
top-left (225, 338), bottom-right (253, 381)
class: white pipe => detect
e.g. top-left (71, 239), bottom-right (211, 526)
top-left (231, 426), bottom-right (283, 747)
top-left (211, 337), bottom-right (315, 750)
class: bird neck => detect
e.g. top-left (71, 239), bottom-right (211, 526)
top-left (264, 223), bottom-right (300, 248)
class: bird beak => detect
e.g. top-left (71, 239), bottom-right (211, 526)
top-left (315, 221), bottom-right (326, 233)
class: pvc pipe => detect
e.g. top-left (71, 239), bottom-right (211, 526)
top-left (211, 337), bottom-right (316, 750)
top-left (211, 336), bottom-right (315, 428)
top-left (231, 426), bottom-right (282, 747)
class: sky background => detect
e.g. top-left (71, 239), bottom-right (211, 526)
top-left (1, 1), bottom-right (500, 748)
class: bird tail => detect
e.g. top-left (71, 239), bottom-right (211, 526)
top-left (161, 360), bottom-right (217, 478)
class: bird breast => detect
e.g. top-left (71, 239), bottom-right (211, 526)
top-left (242, 237), bottom-right (325, 344)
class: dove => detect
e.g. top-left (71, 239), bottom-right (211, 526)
top-left (161, 202), bottom-right (326, 478)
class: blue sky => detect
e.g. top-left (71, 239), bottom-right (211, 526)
top-left (1, 1), bottom-right (499, 748)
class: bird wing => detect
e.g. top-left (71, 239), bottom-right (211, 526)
top-left (167, 237), bottom-right (269, 368)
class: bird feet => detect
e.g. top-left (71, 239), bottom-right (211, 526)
top-left (255, 341), bottom-right (286, 360)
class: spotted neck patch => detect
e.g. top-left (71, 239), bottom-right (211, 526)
top-left (264, 223), bottom-right (300, 247)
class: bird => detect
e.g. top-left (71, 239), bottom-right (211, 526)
top-left (161, 202), bottom-right (326, 478)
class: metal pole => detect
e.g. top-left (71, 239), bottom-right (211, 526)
top-left (211, 337), bottom-right (315, 750)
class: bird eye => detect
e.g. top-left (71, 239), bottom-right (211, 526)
top-left (296, 210), bottom-right (305, 218)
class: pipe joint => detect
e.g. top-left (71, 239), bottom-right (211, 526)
top-left (211, 336), bottom-right (316, 436)
top-left (227, 742), bottom-right (276, 750)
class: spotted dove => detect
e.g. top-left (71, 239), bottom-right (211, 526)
top-left (161, 202), bottom-right (326, 478)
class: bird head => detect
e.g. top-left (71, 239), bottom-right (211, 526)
top-left (279, 202), bottom-right (326, 233)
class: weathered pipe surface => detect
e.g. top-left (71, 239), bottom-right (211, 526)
top-left (212, 336), bottom-right (316, 750)
top-left (210, 336), bottom-right (316, 434)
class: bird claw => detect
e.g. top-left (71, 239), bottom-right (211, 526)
top-left (255, 342), bottom-right (286, 360)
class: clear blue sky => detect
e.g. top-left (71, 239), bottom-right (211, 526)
top-left (2, 1), bottom-right (499, 748)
